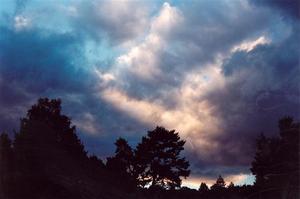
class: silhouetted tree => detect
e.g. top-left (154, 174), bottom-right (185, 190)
top-left (251, 116), bottom-right (300, 198)
top-left (198, 182), bottom-right (209, 193)
top-left (0, 133), bottom-right (13, 198)
top-left (227, 182), bottom-right (234, 189)
top-left (210, 175), bottom-right (226, 191)
top-left (13, 98), bottom-right (87, 198)
top-left (89, 155), bottom-right (105, 168)
top-left (106, 137), bottom-right (136, 190)
top-left (107, 138), bottom-right (134, 174)
top-left (134, 126), bottom-right (190, 189)
top-left (250, 133), bottom-right (276, 187)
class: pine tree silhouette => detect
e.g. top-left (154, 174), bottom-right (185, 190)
top-left (0, 133), bottom-right (13, 198)
top-left (134, 126), bottom-right (190, 189)
top-left (251, 116), bottom-right (300, 198)
top-left (106, 137), bottom-right (136, 191)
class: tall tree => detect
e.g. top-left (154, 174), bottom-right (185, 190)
top-left (211, 175), bottom-right (226, 191)
top-left (250, 133), bottom-right (276, 187)
top-left (199, 182), bottom-right (209, 193)
top-left (251, 117), bottom-right (300, 198)
top-left (134, 126), bottom-right (190, 189)
top-left (13, 98), bottom-right (87, 198)
top-left (107, 138), bottom-right (134, 174)
top-left (106, 137), bottom-right (136, 190)
top-left (0, 133), bottom-right (13, 198)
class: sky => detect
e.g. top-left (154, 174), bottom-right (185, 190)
top-left (0, 0), bottom-right (299, 189)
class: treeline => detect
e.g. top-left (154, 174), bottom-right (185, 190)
top-left (0, 98), bottom-right (299, 199)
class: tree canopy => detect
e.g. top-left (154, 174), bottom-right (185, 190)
top-left (251, 116), bottom-right (300, 198)
top-left (134, 126), bottom-right (190, 189)
top-left (0, 133), bottom-right (13, 197)
top-left (210, 175), bottom-right (226, 191)
top-left (106, 137), bottom-right (136, 190)
top-left (199, 182), bottom-right (209, 193)
top-left (0, 98), bottom-right (299, 199)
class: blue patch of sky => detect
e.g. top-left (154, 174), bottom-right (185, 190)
top-left (0, 0), bottom-right (15, 16)
top-left (240, 174), bottom-right (255, 186)
top-left (84, 39), bottom-right (121, 71)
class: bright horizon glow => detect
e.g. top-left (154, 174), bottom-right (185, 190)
top-left (182, 173), bottom-right (255, 189)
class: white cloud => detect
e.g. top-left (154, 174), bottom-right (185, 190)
top-left (94, 68), bottom-right (116, 87)
top-left (231, 36), bottom-right (271, 52)
top-left (14, 15), bottom-right (30, 31)
top-left (100, 60), bottom-right (225, 159)
top-left (115, 2), bottom-right (183, 79)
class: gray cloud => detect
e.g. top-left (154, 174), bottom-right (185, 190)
top-left (73, 0), bottom-right (150, 44)
top-left (251, 0), bottom-right (300, 19)
top-left (110, 0), bottom-right (275, 102)
top-left (204, 16), bottom-right (300, 168)
top-left (0, 24), bottom-right (150, 158)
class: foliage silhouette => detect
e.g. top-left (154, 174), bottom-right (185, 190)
top-left (0, 133), bottom-right (14, 198)
top-left (198, 182), bottom-right (209, 193)
top-left (0, 98), bottom-right (299, 199)
top-left (134, 126), bottom-right (190, 189)
top-left (106, 137), bottom-right (136, 191)
top-left (2, 98), bottom-right (135, 199)
top-left (13, 98), bottom-right (88, 198)
top-left (251, 116), bottom-right (300, 199)
top-left (227, 182), bottom-right (234, 189)
top-left (210, 175), bottom-right (226, 191)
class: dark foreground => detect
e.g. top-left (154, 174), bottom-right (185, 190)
top-left (0, 98), bottom-right (299, 199)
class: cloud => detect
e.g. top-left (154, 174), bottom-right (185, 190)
top-left (0, 21), bottom-right (102, 137)
top-left (14, 15), bottom-right (30, 30)
top-left (231, 36), bottom-right (271, 53)
top-left (74, 0), bottom-right (150, 44)
top-left (251, 0), bottom-right (300, 19)
top-left (73, 112), bottom-right (99, 135)
top-left (170, 0), bottom-right (273, 67)
top-left (115, 2), bottom-right (183, 80)
top-left (96, 0), bottom-right (300, 182)
top-left (102, 0), bottom-right (274, 102)
top-left (100, 62), bottom-right (241, 165)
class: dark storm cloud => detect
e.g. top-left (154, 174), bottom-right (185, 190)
top-left (0, 25), bottom-right (91, 131)
top-left (0, 23), bottom-right (150, 158)
top-left (170, 0), bottom-right (273, 67)
top-left (107, 0), bottom-right (274, 106)
top-left (93, 0), bottom-right (299, 180)
top-left (251, 0), bottom-right (300, 19)
top-left (200, 10), bottom-right (300, 172)
top-left (139, 0), bottom-right (300, 179)
top-left (0, 28), bottom-right (91, 93)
